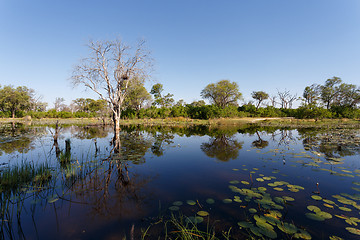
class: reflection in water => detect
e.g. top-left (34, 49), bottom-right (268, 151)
top-left (201, 128), bottom-right (243, 162)
top-left (0, 123), bottom-right (46, 156)
top-left (1, 124), bottom-right (360, 239)
top-left (299, 128), bottom-right (360, 159)
top-left (252, 131), bottom-right (269, 149)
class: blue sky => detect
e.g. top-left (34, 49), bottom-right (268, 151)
top-left (1, 0), bottom-right (360, 108)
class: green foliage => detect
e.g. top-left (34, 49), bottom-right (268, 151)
top-left (330, 105), bottom-right (360, 119)
top-left (150, 83), bottom-right (174, 108)
top-left (201, 80), bottom-right (242, 108)
top-left (252, 91), bottom-right (269, 109)
top-left (0, 85), bottom-right (34, 118)
top-left (295, 106), bottom-right (333, 119)
top-left (124, 78), bottom-right (152, 110)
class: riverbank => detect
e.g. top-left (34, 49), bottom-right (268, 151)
top-left (0, 117), bottom-right (359, 128)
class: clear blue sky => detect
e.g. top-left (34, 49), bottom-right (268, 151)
top-left (1, 0), bottom-right (360, 108)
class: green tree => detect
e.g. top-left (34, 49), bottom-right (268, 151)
top-left (200, 80), bottom-right (242, 108)
top-left (333, 83), bottom-right (360, 108)
top-left (320, 77), bottom-right (342, 109)
top-left (251, 91), bottom-right (269, 109)
top-left (150, 83), bottom-right (174, 108)
top-left (303, 84), bottom-right (320, 107)
top-left (124, 78), bottom-right (152, 110)
top-left (0, 85), bottom-right (33, 118)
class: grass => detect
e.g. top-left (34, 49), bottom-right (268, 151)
top-left (0, 161), bottom-right (52, 194)
top-left (140, 214), bottom-right (237, 240)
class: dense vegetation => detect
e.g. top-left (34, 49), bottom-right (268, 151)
top-left (0, 76), bottom-right (359, 120)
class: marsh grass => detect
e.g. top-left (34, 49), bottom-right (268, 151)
top-left (140, 213), bottom-right (234, 240)
top-left (0, 161), bottom-right (52, 194)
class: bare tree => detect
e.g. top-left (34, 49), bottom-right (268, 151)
top-left (54, 97), bottom-right (66, 112)
top-left (71, 39), bottom-right (152, 135)
top-left (269, 95), bottom-right (277, 107)
top-left (277, 89), bottom-right (297, 109)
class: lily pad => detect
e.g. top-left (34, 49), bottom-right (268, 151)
top-left (223, 198), bottom-right (232, 203)
top-left (238, 221), bottom-right (253, 228)
top-left (241, 181), bottom-right (250, 185)
top-left (229, 180), bottom-right (239, 184)
top-left (305, 213), bottom-right (325, 221)
top-left (173, 201), bottom-right (183, 206)
top-left (311, 195), bottom-right (322, 200)
top-left (186, 200), bottom-right (196, 206)
top-left (339, 206), bottom-right (352, 212)
top-left (329, 236), bottom-right (344, 240)
top-left (277, 222), bottom-right (297, 234)
top-left (186, 216), bottom-right (204, 224)
top-left (197, 211), bottom-right (209, 217)
top-left (346, 227), bottom-right (360, 235)
top-left (307, 205), bottom-right (321, 213)
top-left (249, 208), bottom-right (257, 213)
top-left (206, 198), bottom-right (215, 204)
top-left (282, 196), bottom-right (295, 201)
top-left (169, 206), bottom-right (179, 211)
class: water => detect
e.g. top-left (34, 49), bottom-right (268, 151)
top-left (1, 123), bottom-right (360, 239)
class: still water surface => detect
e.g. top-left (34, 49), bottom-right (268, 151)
top-left (1, 124), bottom-right (360, 239)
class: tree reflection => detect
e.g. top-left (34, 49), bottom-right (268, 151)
top-left (201, 128), bottom-right (243, 161)
top-left (0, 123), bottom-right (45, 156)
top-left (252, 131), bottom-right (269, 149)
top-left (298, 128), bottom-right (360, 159)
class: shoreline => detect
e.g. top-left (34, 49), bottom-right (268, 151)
top-left (0, 117), bottom-right (359, 128)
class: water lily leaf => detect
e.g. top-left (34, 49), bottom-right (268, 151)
top-left (256, 220), bottom-right (274, 230)
top-left (256, 178), bottom-right (264, 182)
top-left (323, 199), bottom-right (335, 205)
top-left (197, 211), bottom-right (209, 217)
top-left (169, 206), bottom-right (179, 211)
top-left (223, 198), bottom-right (232, 203)
top-left (258, 187), bottom-right (267, 192)
top-left (329, 236), bottom-right (344, 240)
top-left (345, 219), bottom-right (358, 226)
top-left (238, 221), bottom-right (253, 228)
top-left (289, 188), bottom-right (300, 192)
top-left (305, 213), bottom-right (325, 221)
top-left (186, 216), bottom-right (203, 224)
top-left (274, 197), bottom-right (284, 204)
top-left (323, 203), bottom-right (334, 208)
top-left (339, 206), bottom-right (352, 212)
top-left (273, 187), bottom-right (284, 191)
top-left (173, 201), bottom-right (183, 206)
top-left (283, 196), bottom-right (295, 201)
top-left (277, 222), bottom-right (297, 234)
top-left (254, 214), bottom-right (266, 223)
top-left (311, 195), bottom-right (322, 200)
top-left (346, 227), bottom-right (360, 235)
top-left (249, 208), bottom-right (257, 213)
top-left (206, 198), bottom-right (215, 204)
top-left (295, 229), bottom-right (312, 240)
top-left (186, 200), bottom-right (196, 206)
top-left (307, 205), bottom-right (321, 213)
top-left (263, 177), bottom-right (271, 180)
top-left (241, 181), bottom-right (250, 185)
top-left (258, 225), bottom-right (277, 239)
top-left (250, 226), bottom-right (263, 237)
top-left (229, 180), bottom-right (239, 184)
top-left (317, 211), bottom-right (332, 219)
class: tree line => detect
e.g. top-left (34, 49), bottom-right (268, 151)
top-left (1, 76), bottom-right (360, 120)
top-left (1, 38), bottom-right (360, 122)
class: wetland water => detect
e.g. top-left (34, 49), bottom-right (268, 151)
top-left (1, 123), bottom-right (360, 239)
